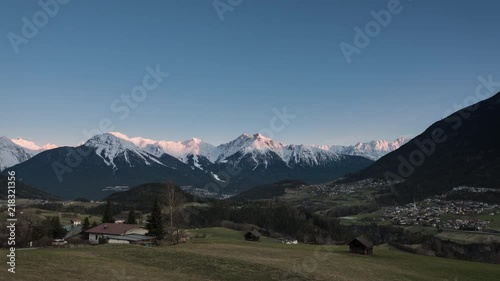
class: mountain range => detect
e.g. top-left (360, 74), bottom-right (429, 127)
top-left (313, 137), bottom-right (408, 160)
top-left (2, 92), bottom-right (498, 202)
top-left (1, 133), bottom-right (406, 199)
top-left (0, 133), bottom-right (406, 172)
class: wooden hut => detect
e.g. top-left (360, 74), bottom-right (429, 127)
top-left (348, 236), bottom-right (373, 255)
top-left (244, 230), bottom-right (261, 241)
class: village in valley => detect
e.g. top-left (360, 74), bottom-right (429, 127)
top-left (382, 198), bottom-right (500, 231)
top-left (281, 181), bottom-right (500, 233)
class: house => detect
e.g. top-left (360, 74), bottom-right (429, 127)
top-left (85, 223), bottom-right (148, 244)
top-left (64, 225), bottom-right (83, 240)
top-left (106, 234), bottom-right (156, 245)
top-left (348, 236), bottom-right (373, 255)
top-left (244, 230), bottom-right (261, 241)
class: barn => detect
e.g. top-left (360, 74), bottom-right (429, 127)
top-left (348, 236), bottom-right (373, 255)
top-left (244, 230), bottom-right (261, 241)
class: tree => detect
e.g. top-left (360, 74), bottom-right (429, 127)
top-left (166, 182), bottom-right (186, 244)
top-left (21, 211), bottom-right (36, 245)
top-left (146, 199), bottom-right (164, 240)
top-left (82, 217), bottom-right (91, 231)
top-left (126, 208), bottom-right (137, 224)
top-left (47, 216), bottom-right (66, 239)
top-left (91, 221), bottom-right (98, 228)
top-left (101, 200), bottom-right (115, 223)
top-left (166, 182), bottom-right (185, 229)
top-left (81, 217), bottom-right (91, 240)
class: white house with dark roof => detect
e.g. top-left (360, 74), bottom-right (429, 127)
top-left (85, 223), bottom-right (148, 244)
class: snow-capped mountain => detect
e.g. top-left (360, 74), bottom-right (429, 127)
top-left (6, 132), bottom-right (376, 198)
top-left (105, 132), bottom-right (220, 169)
top-left (215, 133), bottom-right (343, 169)
top-left (0, 136), bottom-right (57, 171)
top-left (83, 133), bottom-right (166, 170)
top-left (98, 132), bottom-right (356, 171)
top-left (314, 137), bottom-right (408, 160)
top-left (1, 131), bottom-right (405, 172)
top-left (103, 132), bottom-right (400, 169)
top-left (11, 138), bottom-right (57, 150)
top-left (111, 132), bottom-right (406, 166)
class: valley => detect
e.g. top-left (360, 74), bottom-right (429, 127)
top-left (1, 227), bottom-right (498, 281)
top-left (2, 1), bottom-right (500, 280)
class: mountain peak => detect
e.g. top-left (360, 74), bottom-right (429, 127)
top-left (11, 137), bottom-right (57, 151)
top-left (312, 136), bottom-right (408, 161)
top-left (182, 137), bottom-right (203, 145)
top-left (108, 131), bottom-right (131, 141)
top-left (83, 132), bottom-right (166, 170)
top-left (0, 136), bottom-right (43, 171)
top-left (84, 133), bottom-right (136, 150)
top-left (0, 136), bottom-right (12, 143)
top-left (237, 133), bottom-right (274, 143)
top-left (392, 136), bottom-right (409, 146)
top-left (254, 133), bottom-right (272, 139)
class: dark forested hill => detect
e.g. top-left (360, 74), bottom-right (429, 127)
top-left (354, 92), bottom-right (500, 203)
top-left (230, 180), bottom-right (307, 202)
top-left (0, 173), bottom-right (61, 200)
top-left (105, 182), bottom-right (198, 211)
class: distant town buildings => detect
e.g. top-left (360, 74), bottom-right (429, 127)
top-left (383, 198), bottom-right (499, 231)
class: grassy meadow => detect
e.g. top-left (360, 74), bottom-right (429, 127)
top-left (1, 227), bottom-right (499, 281)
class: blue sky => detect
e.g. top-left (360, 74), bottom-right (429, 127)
top-left (1, 0), bottom-right (499, 146)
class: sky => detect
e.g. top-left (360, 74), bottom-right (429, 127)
top-left (0, 0), bottom-right (499, 147)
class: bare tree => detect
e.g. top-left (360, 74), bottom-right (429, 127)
top-left (165, 182), bottom-right (185, 244)
top-left (21, 211), bottom-right (37, 245)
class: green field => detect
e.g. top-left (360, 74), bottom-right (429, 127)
top-left (1, 227), bottom-right (498, 281)
top-left (281, 185), bottom-right (377, 215)
top-left (436, 230), bottom-right (500, 244)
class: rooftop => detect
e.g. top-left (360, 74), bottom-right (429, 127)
top-left (85, 223), bottom-right (143, 235)
top-left (106, 234), bottom-right (155, 242)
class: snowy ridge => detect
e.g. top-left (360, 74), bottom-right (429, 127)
top-left (215, 134), bottom-right (342, 168)
top-left (0, 131), bottom-right (407, 171)
top-left (313, 137), bottom-right (408, 160)
top-left (0, 136), bottom-right (57, 171)
top-left (107, 132), bottom-right (220, 166)
top-left (11, 138), bottom-right (57, 150)
top-left (285, 144), bottom-right (341, 166)
top-left (100, 133), bottom-right (345, 170)
top-left (216, 134), bottom-right (283, 161)
top-left (89, 132), bottom-right (407, 169)
top-left (84, 133), bottom-right (165, 170)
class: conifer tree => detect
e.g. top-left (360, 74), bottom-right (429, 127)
top-left (146, 199), bottom-right (164, 239)
top-left (101, 200), bottom-right (115, 223)
top-left (126, 208), bottom-right (137, 224)
top-left (82, 217), bottom-right (91, 231)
